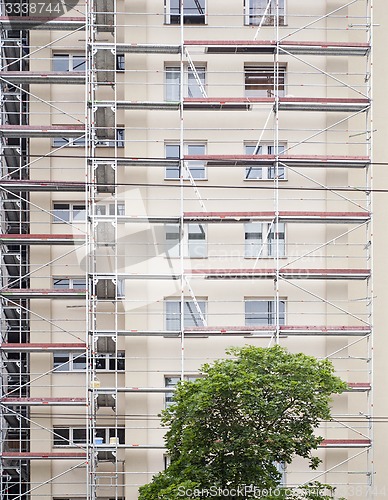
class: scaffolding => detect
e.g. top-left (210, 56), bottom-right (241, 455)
top-left (0, 0), bottom-right (375, 499)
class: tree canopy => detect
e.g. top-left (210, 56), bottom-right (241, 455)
top-left (138, 345), bottom-right (347, 499)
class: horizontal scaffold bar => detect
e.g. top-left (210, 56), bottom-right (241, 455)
top-left (182, 211), bottom-right (370, 223)
top-left (186, 268), bottom-right (371, 280)
top-left (0, 180), bottom-right (85, 192)
top-left (0, 71), bottom-right (85, 84)
top-left (0, 234), bottom-right (85, 245)
top-left (185, 40), bottom-right (370, 56)
top-left (84, 269), bottom-right (371, 280)
top-left (0, 343), bottom-right (86, 352)
top-left (183, 97), bottom-right (370, 112)
top-left (1, 397), bottom-right (87, 405)
top-left (0, 124), bottom-right (84, 138)
top-left (0, 452), bottom-right (87, 459)
top-left (0, 16), bottom-right (85, 30)
top-left (94, 42), bottom-right (181, 54)
top-left (89, 384), bottom-right (370, 393)
top-left (0, 289), bottom-right (86, 298)
top-left (184, 154), bottom-right (370, 169)
top-left (91, 325), bottom-right (371, 337)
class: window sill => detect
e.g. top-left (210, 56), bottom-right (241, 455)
top-left (244, 178), bottom-right (287, 182)
top-left (244, 256), bottom-right (287, 259)
top-left (164, 178), bottom-right (208, 182)
top-left (165, 256), bottom-right (208, 259)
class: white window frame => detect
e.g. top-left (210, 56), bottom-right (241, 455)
top-left (52, 53), bottom-right (86, 72)
top-left (244, 0), bottom-right (286, 26)
top-left (165, 143), bottom-right (207, 180)
top-left (245, 299), bottom-right (286, 326)
top-left (53, 427), bottom-right (125, 447)
top-left (53, 351), bottom-right (125, 372)
top-left (165, 299), bottom-right (207, 331)
top-left (244, 64), bottom-right (286, 97)
top-left (53, 277), bottom-right (86, 289)
top-left (52, 136), bottom-right (86, 148)
top-left (165, 223), bottom-right (207, 258)
top-left (245, 221), bottom-right (285, 258)
top-left (95, 128), bottom-right (125, 148)
top-left (52, 202), bottom-right (86, 223)
top-left (53, 352), bottom-right (87, 372)
top-left (94, 352), bottom-right (125, 371)
top-left (165, 374), bottom-right (200, 407)
top-left (165, 0), bottom-right (206, 25)
top-left (165, 65), bottom-right (206, 101)
top-left (244, 143), bottom-right (286, 180)
top-left (94, 202), bottom-right (125, 216)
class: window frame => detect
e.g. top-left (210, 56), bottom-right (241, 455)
top-left (52, 136), bottom-right (86, 148)
top-left (245, 298), bottom-right (286, 326)
top-left (165, 142), bottom-right (207, 180)
top-left (53, 351), bottom-right (125, 372)
top-left (52, 53), bottom-right (86, 72)
top-left (94, 352), bottom-right (126, 371)
top-left (53, 352), bottom-right (87, 372)
top-left (52, 202), bottom-right (86, 223)
top-left (165, 64), bottom-right (206, 101)
top-left (94, 202), bottom-right (126, 216)
top-left (244, 0), bottom-right (286, 26)
top-left (165, 374), bottom-right (200, 407)
top-left (244, 142), bottom-right (286, 180)
top-left (53, 277), bottom-right (86, 289)
top-left (165, 0), bottom-right (206, 25)
top-left (95, 128), bottom-right (125, 148)
top-left (244, 221), bottom-right (285, 258)
top-left (165, 299), bottom-right (207, 331)
top-left (116, 53), bottom-right (125, 71)
top-left (244, 64), bottom-right (286, 98)
top-left (165, 223), bottom-right (207, 258)
top-left (53, 427), bottom-right (125, 447)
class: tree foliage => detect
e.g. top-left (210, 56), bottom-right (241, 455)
top-left (139, 345), bottom-right (347, 499)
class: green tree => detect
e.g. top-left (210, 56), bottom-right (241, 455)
top-left (139, 345), bottom-right (347, 499)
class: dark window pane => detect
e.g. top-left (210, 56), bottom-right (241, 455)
top-left (54, 428), bottom-right (69, 445)
top-left (73, 428), bottom-right (87, 443)
top-left (53, 353), bottom-right (70, 371)
top-left (73, 56), bottom-right (86, 71)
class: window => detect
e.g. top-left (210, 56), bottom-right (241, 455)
top-left (53, 136), bottom-right (86, 148)
top-left (245, 299), bottom-right (286, 326)
top-left (245, 143), bottom-right (286, 180)
top-left (53, 277), bottom-right (86, 289)
top-left (94, 202), bottom-right (125, 216)
top-left (165, 223), bottom-right (207, 258)
top-left (165, 0), bottom-right (206, 24)
top-left (116, 54), bottom-right (125, 71)
top-left (245, 222), bottom-right (285, 257)
top-left (53, 352), bottom-right (125, 372)
top-left (96, 128), bottom-right (125, 148)
top-left (165, 143), bottom-right (206, 179)
top-left (165, 300), bottom-right (207, 331)
top-left (165, 65), bottom-right (206, 101)
top-left (95, 352), bottom-right (125, 371)
top-left (245, 65), bottom-right (286, 97)
top-left (52, 203), bottom-right (86, 223)
top-left (53, 54), bottom-right (86, 72)
top-left (244, 0), bottom-right (285, 26)
top-left (53, 352), bottom-right (87, 372)
top-left (54, 427), bottom-right (125, 446)
top-left (165, 375), bottom-right (199, 407)
top-left (275, 462), bottom-right (286, 486)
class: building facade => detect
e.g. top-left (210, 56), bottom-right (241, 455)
top-left (1, 0), bottom-right (387, 499)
